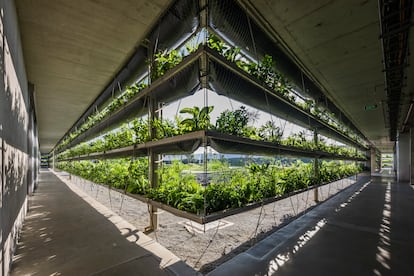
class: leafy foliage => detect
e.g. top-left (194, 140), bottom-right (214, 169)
top-left (56, 82), bottom-right (148, 152)
top-left (206, 33), bottom-right (366, 147)
top-left (57, 159), bottom-right (363, 215)
top-left (215, 106), bottom-right (249, 136)
top-left (56, 32), bottom-right (368, 156)
top-left (179, 106), bottom-right (214, 133)
top-left (56, 104), bottom-right (366, 162)
top-left (259, 121), bottom-right (283, 142)
top-left (151, 50), bottom-right (183, 81)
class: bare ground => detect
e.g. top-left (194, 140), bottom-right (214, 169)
top-left (61, 173), bottom-right (357, 274)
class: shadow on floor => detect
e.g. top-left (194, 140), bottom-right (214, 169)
top-left (11, 171), bottom-right (195, 276)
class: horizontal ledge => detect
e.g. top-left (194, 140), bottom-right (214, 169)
top-left (58, 47), bottom-right (367, 154)
top-left (58, 48), bottom-right (205, 153)
top-left (86, 174), bottom-right (360, 224)
top-left (58, 131), bottom-right (367, 162)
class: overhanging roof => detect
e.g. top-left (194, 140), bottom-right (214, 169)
top-left (16, 0), bottom-right (173, 152)
top-left (16, 0), bottom-right (414, 153)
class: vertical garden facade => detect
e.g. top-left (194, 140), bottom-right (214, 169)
top-left (52, 0), bottom-right (369, 228)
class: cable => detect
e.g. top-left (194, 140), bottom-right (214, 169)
top-left (289, 195), bottom-right (297, 216)
top-left (194, 220), bottom-right (221, 267)
top-left (250, 203), bottom-right (265, 245)
top-left (327, 178), bottom-right (332, 197)
top-left (304, 188), bottom-right (310, 214)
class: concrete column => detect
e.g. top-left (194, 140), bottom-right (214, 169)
top-left (397, 133), bottom-right (410, 182)
top-left (370, 148), bottom-right (376, 174)
top-left (52, 150), bottom-right (55, 170)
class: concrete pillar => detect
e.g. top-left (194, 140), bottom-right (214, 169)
top-left (370, 148), bottom-right (376, 174)
top-left (397, 133), bottom-right (410, 182)
top-left (52, 150), bottom-right (55, 170)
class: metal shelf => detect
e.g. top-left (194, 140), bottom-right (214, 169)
top-left (58, 47), bottom-right (368, 155)
top-left (60, 130), bottom-right (366, 162)
top-left (205, 47), bottom-right (367, 150)
top-left (58, 49), bottom-right (204, 153)
top-left (105, 173), bottom-right (362, 224)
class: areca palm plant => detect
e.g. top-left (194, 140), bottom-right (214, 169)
top-left (179, 106), bottom-right (214, 133)
top-left (259, 120), bottom-right (283, 142)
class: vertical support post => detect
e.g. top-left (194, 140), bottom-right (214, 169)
top-left (313, 130), bottom-right (319, 202)
top-left (52, 150), bottom-right (55, 171)
top-left (370, 148), bottom-right (376, 174)
top-left (199, 0), bottom-right (208, 31)
top-left (397, 133), bottom-right (410, 182)
top-left (378, 151), bottom-right (382, 171)
top-left (198, 0), bottom-right (209, 216)
top-left (199, 0), bottom-right (209, 88)
top-left (146, 96), bottom-right (159, 233)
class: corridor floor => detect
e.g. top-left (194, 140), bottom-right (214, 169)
top-left (10, 171), bottom-right (414, 275)
top-left (209, 173), bottom-right (414, 275)
top-left (10, 170), bottom-right (197, 275)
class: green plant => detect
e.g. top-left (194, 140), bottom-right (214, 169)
top-left (103, 125), bottom-right (134, 151)
top-left (127, 158), bottom-right (149, 194)
top-left (179, 106), bottom-right (214, 133)
top-left (215, 106), bottom-right (249, 136)
top-left (151, 49), bottom-right (183, 81)
top-left (259, 121), bottom-right (283, 142)
top-left (131, 118), bottom-right (149, 143)
top-left (57, 158), bottom-right (363, 215)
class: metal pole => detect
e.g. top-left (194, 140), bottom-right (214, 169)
top-left (146, 96), bottom-right (159, 233)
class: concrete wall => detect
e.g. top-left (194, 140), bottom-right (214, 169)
top-left (397, 133), bottom-right (410, 182)
top-left (0, 0), bottom-right (38, 275)
top-left (370, 148), bottom-right (377, 173)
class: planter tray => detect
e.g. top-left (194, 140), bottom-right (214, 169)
top-left (205, 47), bottom-right (367, 150)
top-left (61, 131), bottom-right (366, 161)
top-left (112, 174), bottom-right (360, 224)
top-left (59, 47), bottom-right (367, 154)
top-left (60, 48), bottom-right (204, 153)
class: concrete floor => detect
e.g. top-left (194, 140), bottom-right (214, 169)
top-left (274, 175), bottom-right (414, 276)
top-left (10, 170), bottom-right (197, 275)
top-left (209, 173), bottom-right (414, 275)
top-left (10, 170), bottom-right (414, 275)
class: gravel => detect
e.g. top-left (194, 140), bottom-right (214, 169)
top-left (63, 173), bottom-right (357, 273)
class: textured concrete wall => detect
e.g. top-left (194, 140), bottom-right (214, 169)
top-left (370, 148), bottom-right (377, 173)
top-left (397, 133), bottom-right (410, 182)
top-left (0, 0), bottom-right (38, 275)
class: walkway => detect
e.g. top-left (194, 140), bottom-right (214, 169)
top-left (11, 171), bottom-right (414, 275)
top-left (209, 174), bottom-right (414, 275)
top-left (11, 170), bottom-right (197, 275)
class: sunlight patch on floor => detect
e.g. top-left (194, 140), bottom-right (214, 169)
top-left (267, 218), bottom-right (327, 274)
top-left (179, 220), bottom-right (234, 234)
top-left (374, 181), bottom-right (391, 275)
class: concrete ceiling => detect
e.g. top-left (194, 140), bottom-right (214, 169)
top-left (16, 0), bottom-right (413, 153)
top-left (242, 0), bottom-right (414, 152)
top-left (16, 0), bottom-right (172, 152)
